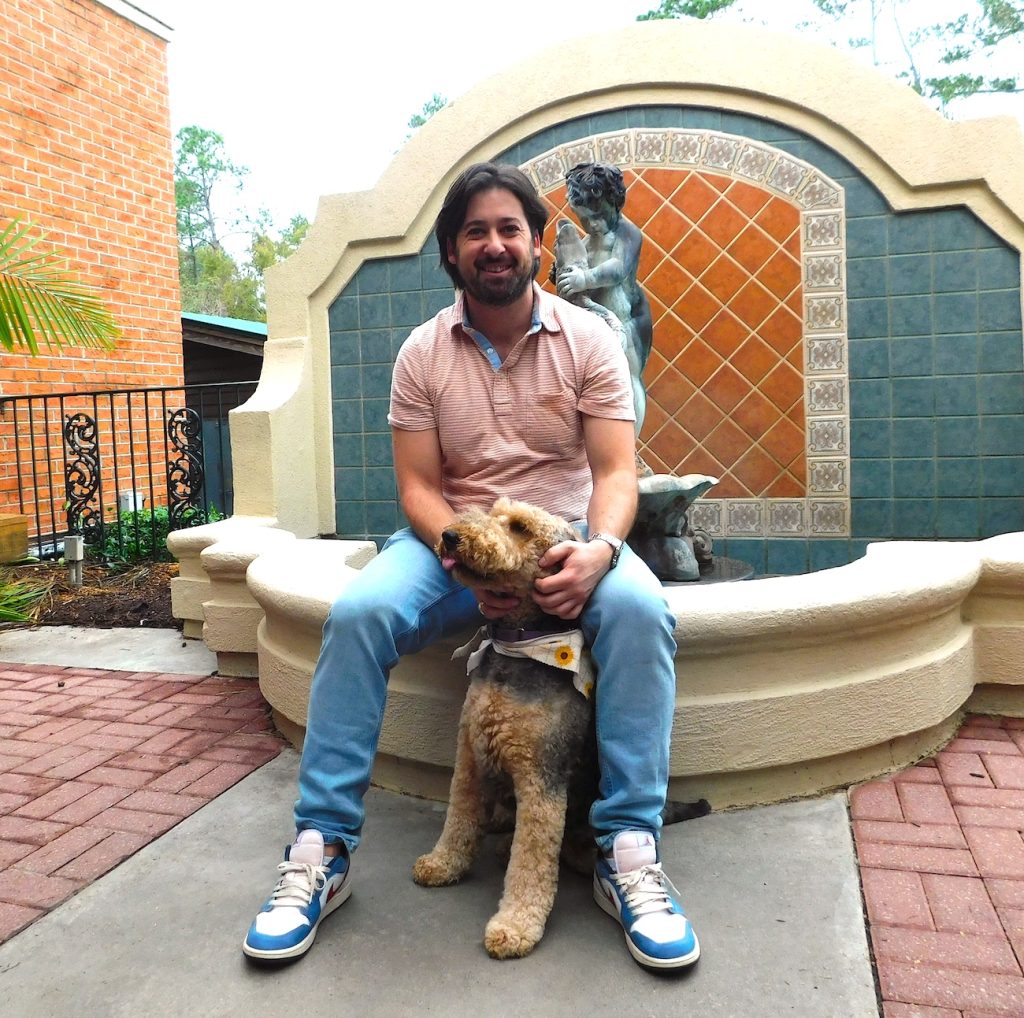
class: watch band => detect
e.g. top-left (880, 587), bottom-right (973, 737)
top-left (589, 532), bottom-right (623, 568)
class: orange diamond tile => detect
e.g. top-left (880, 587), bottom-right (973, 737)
top-left (637, 239), bottom-right (668, 282)
top-left (645, 203), bottom-right (690, 255)
top-left (645, 418), bottom-right (697, 470)
top-left (679, 390), bottom-right (726, 442)
top-left (654, 313), bottom-right (694, 361)
top-left (708, 473), bottom-right (745, 498)
top-left (697, 199), bottom-right (748, 247)
top-left (729, 279), bottom-right (778, 330)
top-left (731, 389), bottom-right (777, 440)
top-left (702, 309), bottom-right (749, 358)
top-left (759, 249), bottom-right (801, 301)
top-left (643, 348), bottom-right (669, 387)
top-left (761, 417), bottom-right (806, 468)
top-left (625, 177), bottom-right (667, 229)
top-left (724, 180), bottom-right (773, 218)
top-left (765, 474), bottom-right (805, 497)
top-left (639, 167), bottom-right (685, 199)
top-left (639, 398), bottom-right (669, 443)
top-left (704, 173), bottom-right (732, 193)
top-left (699, 254), bottom-right (749, 304)
top-left (732, 445), bottom-right (785, 494)
top-left (674, 229), bottom-right (720, 277)
top-left (756, 197), bottom-right (800, 243)
top-left (727, 224), bottom-right (778, 275)
top-left (758, 306), bottom-right (802, 356)
top-left (675, 336), bottom-right (723, 387)
top-left (647, 259), bottom-right (694, 310)
top-left (672, 174), bottom-right (719, 222)
top-left (647, 366), bottom-right (696, 416)
top-left (674, 284), bottom-right (723, 333)
top-left (760, 362), bottom-right (804, 414)
top-left (731, 336), bottom-right (778, 385)
top-left (704, 418), bottom-right (756, 474)
top-left (703, 363), bottom-right (748, 414)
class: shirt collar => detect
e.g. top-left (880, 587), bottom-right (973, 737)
top-left (455, 283), bottom-right (560, 340)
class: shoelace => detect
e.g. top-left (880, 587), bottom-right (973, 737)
top-left (612, 863), bottom-right (682, 918)
top-left (269, 860), bottom-right (327, 908)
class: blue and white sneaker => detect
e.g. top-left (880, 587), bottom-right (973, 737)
top-left (243, 829), bottom-right (351, 961)
top-left (594, 830), bottom-right (700, 970)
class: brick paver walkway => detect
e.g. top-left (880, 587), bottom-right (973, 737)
top-left (853, 714), bottom-right (1024, 1018)
top-left (0, 662), bottom-right (284, 945)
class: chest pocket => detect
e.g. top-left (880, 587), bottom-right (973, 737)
top-left (527, 390), bottom-right (580, 455)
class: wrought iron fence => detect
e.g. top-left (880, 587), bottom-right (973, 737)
top-left (0, 382), bottom-right (257, 561)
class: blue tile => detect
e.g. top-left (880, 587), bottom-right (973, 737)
top-left (330, 331), bottom-right (360, 366)
top-left (936, 417), bottom-right (980, 457)
top-left (358, 294), bottom-right (391, 329)
top-left (364, 467), bottom-right (397, 501)
top-left (851, 458), bottom-right (892, 498)
top-left (809, 540), bottom-right (853, 572)
top-left (360, 329), bottom-right (392, 364)
top-left (362, 363), bottom-right (393, 399)
top-left (981, 498), bottom-right (1024, 537)
top-left (935, 499), bottom-right (981, 538)
top-left (891, 295), bottom-right (932, 337)
top-left (979, 374), bottom-right (1024, 414)
top-left (890, 336), bottom-right (934, 376)
top-left (420, 253), bottom-right (450, 289)
top-left (334, 467), bottom-right (364, 500)
top-left (389, 255), bottom-right (421, 292)
top-left (425, 288), bottom-right (453, 317)
top-left (981, 415), bottom-right (1024, 456)
top-left (889, 214), bottom-right (930, 254)
top-left (805, 147), bottom-right (854, 179)
top-left (390, 290), bottom-right (424, 328)
top-left (934, 376), bottom-right (978, 416)
top-left (980, 290), bottom-right (1023, 332)
top-left (851, 418), bottom-right (891, 458)
top-left (362, 398), bottom-right (390, 432)
top-left (848, 337), bottom-right (890, 377)
top-left (980, 332), bottom-right (1024, 372)
top-left (365, 501), bottom-right (399, 535)
top-left (680, 108), bottom-right (722, 130)
top-left (892, 377), bottom-right (935, 417)
top-left (332, 399), bottom-right (363, 434)
top-left (721, 539), bottom-right (764, 575)
top-left (892, 498), bottom-right (936, 538)
top-left (588, 110), bottom-right (632, 135)
top-left (643, 106), bottom-right (687, 128)
top-left (890, 254), bottom-right (932, 296)
top-left (934, 292), bottom-right (978, 334)
top-left (765, 540), bottom-right (809, 576)
top-left (982, 457), bottom-right (1024, 497)
top-left (364, 433), bottom-right (393, 467)
top-left (851, 498), bottom-right (893, 538)
top-left (977, 221), bottom-right (1005, 248)
top-left (847, 258), bottom-right (888, 299)
top-left (332, 433), bottom-right (364, 467)
top-left (847, 217), bottom-right (888, 259)
top-left (328, 297), bottom-right (358, 332)
top-left (892, 458), bottom-right (935, 498)
top-left (931, 208), bottom-right (981, 251)
top-left (330, 365), bottom-right (361, 399)
top-left (935, 334), bottom-right (979, 375)
top-left (978, 247), bottom-right (1021, 290)
top-left (844, 178), bottom-right (889, 216)
top-left (850, 378), bottom-right (892, 418)
top-left (848, 297), bottom-right (889, 340)
top-left (849, 540), bottom-right (873, 560)
top-left (392, 329), bottom-right (411, 361)
top-left (891, 418), bottom-right (935, 457)
top-left (933, 251), bottom-right (977, 293)
top-left (336, 499), bottom-right (366, 536)
top-left (937, 457), bottom-right (980, 493)
top-left (356, 260), bottom-right (389, 295)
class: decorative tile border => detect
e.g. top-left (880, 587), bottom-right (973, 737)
top-left (522, 129), bottom-right (850, 539)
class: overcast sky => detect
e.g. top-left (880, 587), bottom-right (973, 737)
top-left (164, 0), bottom-right (1024, 238)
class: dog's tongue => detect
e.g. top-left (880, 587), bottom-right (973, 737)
top-left (440, 556), bottom-right (457, 571)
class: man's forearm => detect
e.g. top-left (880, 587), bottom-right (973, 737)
top-left (587, 469), bottom-right (638, 539)
top-left (399, 485), bottom-right (457, 550)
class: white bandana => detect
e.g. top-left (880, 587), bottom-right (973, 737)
top-left (452, 626), bottom-right (594, 699)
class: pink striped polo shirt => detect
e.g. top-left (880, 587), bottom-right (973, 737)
top-left (388, 284), bottom-right (634, 522)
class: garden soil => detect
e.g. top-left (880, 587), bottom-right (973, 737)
top-left (13, 561), bottom-right (180, 630)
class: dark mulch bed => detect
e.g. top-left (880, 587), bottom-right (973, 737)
top-left (11, 560), bottom-right (180, 630)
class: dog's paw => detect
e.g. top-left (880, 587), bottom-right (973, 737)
top-left (484, 914), bottom-right (542, 959)
top-left (412, 852), bottom-right (464, 886)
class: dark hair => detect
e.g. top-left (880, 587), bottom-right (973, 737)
top-left (566, 162), bottom-right (627, 214)
top-left (435, 162), bottom-right (548, 288)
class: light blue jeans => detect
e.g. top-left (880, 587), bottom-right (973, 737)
top-left (294, 527), bottom-right (678, 854)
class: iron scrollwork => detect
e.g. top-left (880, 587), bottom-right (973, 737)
top-left (166, 407), bottom-right (206, 528)
top-left (64, 411), bottom-right (103, 545)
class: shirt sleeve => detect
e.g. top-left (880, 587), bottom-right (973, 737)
top-left (388, 333), bottom-right (437, 431)
top-left (576, 321), bottom-right (636, 423)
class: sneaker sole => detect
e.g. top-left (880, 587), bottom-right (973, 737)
top-left (593, 875), bottom-right (701, 970)
top-left (242, 880), bottom-right (352, 962)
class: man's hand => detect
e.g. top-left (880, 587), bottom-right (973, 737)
top-left (438, 557), bottom-right (521, 620)
top-left (532, 539), bottom-right (613, 620)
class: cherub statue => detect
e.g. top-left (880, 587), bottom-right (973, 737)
top-left (552, 162), bottom-right (653, 436)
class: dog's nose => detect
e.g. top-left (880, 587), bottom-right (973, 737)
top-left (441, 529), bottom-right (460, 550)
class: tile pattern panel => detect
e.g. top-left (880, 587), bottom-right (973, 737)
top-left (521, 129), bottom-right (850, 539)
top-left (328, 105), bottom-right (1024, 568)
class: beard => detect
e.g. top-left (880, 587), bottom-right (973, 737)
top-left (461, 255), bottom-right (539, 307)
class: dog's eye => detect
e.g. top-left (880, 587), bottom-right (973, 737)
top-left (508, 519), bottom-right (529, 535)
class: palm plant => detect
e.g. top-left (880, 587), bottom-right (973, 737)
top-left (0, 217), bottom-right (120, 354)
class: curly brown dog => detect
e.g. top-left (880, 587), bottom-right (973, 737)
top-left (411, 496), bottom-right (596, 959)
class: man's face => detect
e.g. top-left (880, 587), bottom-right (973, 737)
top-left (447, 187), bottom-right (541, 307)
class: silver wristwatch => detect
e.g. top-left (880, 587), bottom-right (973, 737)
top-left (589, 532), bottom-right (623, 568)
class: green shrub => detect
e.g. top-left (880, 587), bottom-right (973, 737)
top-left (91, 504), bottom-right (223, 564)
top-left (0, 568), bottom-right (50, 623)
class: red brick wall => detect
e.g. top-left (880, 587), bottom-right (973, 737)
top-left (0, 0), bottom-right (181, 396)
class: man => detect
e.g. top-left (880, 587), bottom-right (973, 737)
top-left (243, 162), bottom-right (699, 971)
